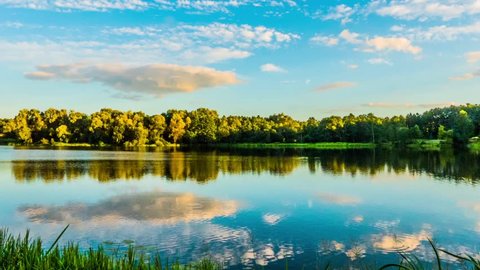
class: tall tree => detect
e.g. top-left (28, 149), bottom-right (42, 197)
top-left (167, 111), bottom-right (190, 144)
top-left (453, 110), bottom-right (474, 144)
top-left (185, 108), bottom-right (218, 143)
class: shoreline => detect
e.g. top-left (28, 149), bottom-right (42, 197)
top-left (2, 140), bottom-right (478, 151)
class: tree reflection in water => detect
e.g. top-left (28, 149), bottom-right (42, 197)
top-left (10, 148), bottom-right (480, 184)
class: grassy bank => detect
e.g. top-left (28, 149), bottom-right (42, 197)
top-left (49, 142), bottom-right (180, 148)
top-left (4, 140), bottom-right (480, 152)
top-left (0, 141), bottom-right (376, 150)
top-left (0, 141), bottom-right (180, 148)
top-left (469, 142), bottom-right (480, 152)
top-left (216, 142), bottom-right (376, 149)
top-left (0, 137), bottom-right (16, 145)
top-left (3, 228), bottom-right (480, 270)
top-left (406, 139), bottom-right (446, 150)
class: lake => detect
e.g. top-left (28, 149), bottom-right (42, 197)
top-left (0, 145), bottom-right (479, 269)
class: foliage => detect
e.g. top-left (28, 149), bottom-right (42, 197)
top-left (1, 104), bottom-right (480, 146)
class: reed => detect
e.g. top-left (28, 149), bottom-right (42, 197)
top-left (0, 227), bottom-right (222, 270)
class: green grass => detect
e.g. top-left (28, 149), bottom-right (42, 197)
top-left (18, 142), bottom-right (179, 148)
top-left (406, 139), bottom-right (446, 150)
top-left (468, 142), bottom-right (480, 152)
top-left (217, 142), bottom-right (376, 149)
top-left (39, 142), bottom-right (373, 149)
top-left (50, 142), bottom-right (96, 147)
top-left (0, 138), bottom-right (16, 145)
top-left (0, 227), bottom-right (222, 270)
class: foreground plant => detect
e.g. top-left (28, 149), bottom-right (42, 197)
top-left (0, 226), bottom-right (222, 270)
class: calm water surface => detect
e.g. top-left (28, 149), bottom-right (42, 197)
top-left (1, 146), bottom-right (480, 268)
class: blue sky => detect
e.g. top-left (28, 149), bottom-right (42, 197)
top-left (0, 0), bottom-right (479, 119)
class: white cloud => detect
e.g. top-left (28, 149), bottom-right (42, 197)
top-left (156, 0), bottom-right (297, 12)
top-left (310, 35), bottom-right (339, 46)
top-left (466, 51), bottom-right (480, 63)
top-left (109, 27), bottom-right (152, 36)
top-left (322, 4), bottom-right (356, 25)
top-left (180, 23), bottom-right (300, 49)
top-left (368, 58), bottom-right (392, 65)
top-left (373, 0), bottom-right (480, 21)
top-left (1, 21), bottom-right (23, 28)
top-left (182, 47), bottom-right (252, 64)
top-left (24, 71), bottom-right (56, 80)
top-left (0, 0), bottom-right (149, 11)
top-left (25, 63), bottom-right (239, 98)
top-left (408, 21), bottom-right (480, 41)
top-left (390, 25), bottom-right (405, 32)
top-left (262, 213), bottom-right (284, 225)
top-left (347, 64), bottom-right (359, 69)
top-left (260, 63), bottom-right (286, 73)
top-left (0, 22), bottom-right (297, 65)
top-left (336, 29), bottom-right (422, 55)
top-left (339, 29), bottom-right (362, 44)
top-left (365, 36), bottom-right (421, 54)
top-left (450, 70), bottom-right (480, 80)
top-left (315, 81), bottom-right (356, 92)
top-left (0, 0), bottom-right (298, 12)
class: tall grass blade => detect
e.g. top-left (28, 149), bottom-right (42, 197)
top-left (428, 239), bottom-right (442, 270)
top-left (46, 224), bottom-right (70, 255)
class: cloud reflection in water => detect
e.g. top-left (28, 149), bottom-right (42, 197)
top-left (20, 190), bottom-right (237, 225)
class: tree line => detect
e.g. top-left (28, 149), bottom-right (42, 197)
top-left (0, 104), bottom-right (479, 146)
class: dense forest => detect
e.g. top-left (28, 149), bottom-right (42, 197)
top-left (0, 104), bottom-right (479, 146)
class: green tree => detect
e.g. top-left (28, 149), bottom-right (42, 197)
top-left (67, 111), bottom-right (89, 143)
top-left (453, 110), bottom-right (474, 144)
top-left (438, 125), bottom-right (453, 143)
top-left (2, 104), bottom-right (480, 146)
top-left (167, 111), bottom-right (189, 144)
top-left (409, 125), bottom-right (422, 140)
top-left (185, 108), bottom-right (218, 143)
top-left (148, 114), bottom-right (167, 146)
top-left (56, 125), bottom-right (70, 143)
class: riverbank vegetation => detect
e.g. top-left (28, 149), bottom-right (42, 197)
top-left (1, 104), bottom-right (479, 148)
top-left (217, 142), bottom-right (376, 149)
top-left (1, 228), bottom-right (480, 270)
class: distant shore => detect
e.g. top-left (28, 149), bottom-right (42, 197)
top-left (2, 139), bottom-right (480, 152)
top-left (215, 142), bottom-right (376, 149)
